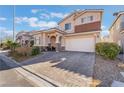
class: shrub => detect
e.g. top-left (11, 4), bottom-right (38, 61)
top-left (5, 40), bottom-right (13, 49)
top-left (31, 47), bottom-right (40, 56)
top-left (2, 46), bottom-right (10, 50)
top-left (11, 42), bottom-right (20, 52)
top-left (16, 47), bottom-right (32, 56)
top-left (0, 43), bottom-right (3, 48)
top-left (96, 42), bottom-right (121, 60)
top-left (3, 40), bottom-right (19, 52)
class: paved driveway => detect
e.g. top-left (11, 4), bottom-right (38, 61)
top-left (21, 51), bottom-right (95, 87)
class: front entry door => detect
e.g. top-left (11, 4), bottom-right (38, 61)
top-left (50, 36), bottom-right (56, 51)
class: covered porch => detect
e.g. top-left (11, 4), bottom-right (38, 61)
top-left (44, 29), bottom-right (65, 52)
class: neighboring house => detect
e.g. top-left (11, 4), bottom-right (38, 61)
top-left (101, 35), bottom-right (111, 42)
top-left (32, 9), bottom-right (103, 52)
top-left (109, 12), bottom-right (124, 48)
top-left (16, 31), bottom-right (34, 47)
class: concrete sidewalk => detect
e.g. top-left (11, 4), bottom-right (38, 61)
top-left (0, 54), bottom-right (33, 87)
top-left (0, 68), bottom-right (34, 87)
top-left (0, 54), bottom-right (60, 87)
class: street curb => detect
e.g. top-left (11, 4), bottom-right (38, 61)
top-left (15, 67), bottom-right (55, 87)
top-left (0, 54), bottom-right (62, 87)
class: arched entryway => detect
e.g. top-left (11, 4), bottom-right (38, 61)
top-left (50, 36), bottom-right (56, 51)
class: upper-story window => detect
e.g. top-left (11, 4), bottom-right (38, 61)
top-left (81, 17), bottom-right (86, 23)
top-left (88, 16), bottom-right (93, 21)
top-left (81, 16), bottom-right (94, 23)
top-left (65, 23), bottom-right (71, 30)
top-left (90, 16), bottom-right (93, 21)
top-left (81, 18), bottom-right (84, 23)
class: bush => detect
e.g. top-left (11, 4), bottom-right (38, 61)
top-left (31, 47), bottom-right (40, 56)
top-left (0, 43), bottom-right (3, 48)
top-left (96, 42), bottom-right (121, 60)
top-left (16, 47), bottom-right (32, 56)
top-left (2, 46), bottom-right (10, 50)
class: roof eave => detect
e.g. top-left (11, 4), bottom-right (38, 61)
top-left (109, 13), bottom-right (124, 31)
top-left (58, 9), bottom-right (104, 25)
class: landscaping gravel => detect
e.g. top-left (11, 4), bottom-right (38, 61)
top-left (94, 55), bottom-right (124, 87)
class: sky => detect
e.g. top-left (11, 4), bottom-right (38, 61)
top-left (0, 5), bottom-right (124, 40)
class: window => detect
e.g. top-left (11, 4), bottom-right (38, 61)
top-left (81, 16), bottom-right (93, 23)
top-left (88, 16), bottom-right (93, 21)
top-left (87, 16), bottom-right (93, 22)
top-left (65, 23), bottom-right (71, 30)
top-left (81, 17), bottom-right (86, 23)
top-left (90, 16), bottom-right (93, 21)
top-left (81, 18), bottom-right (84, 23)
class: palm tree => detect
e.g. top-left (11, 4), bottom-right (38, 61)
top-left (5, 40), bottom-right (13, 49)
top-left (11, 42), bottom-right (18, 52)
top-left (5, 40), bottom-right (19, 52)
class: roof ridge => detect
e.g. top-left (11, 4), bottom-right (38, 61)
top-left (58, 9), bottom-right (103, 24)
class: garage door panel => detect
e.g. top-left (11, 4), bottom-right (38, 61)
top-left (65, 37), bottom-right (95, 52)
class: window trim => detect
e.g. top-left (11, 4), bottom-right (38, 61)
top-left (81, 17), bottom-right (86, 23)
top-left (81, 18), bottom-right (84, 23)
top-left (81, 16), bottom-right (94, 24)
top-left (90, 16), bottom-right (93, 21)
top-left (65, 23), bottom-right (71, 30)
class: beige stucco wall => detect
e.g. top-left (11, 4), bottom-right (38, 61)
top-left (42, 33), bottom-right (49, 46)
top-left (75, 12), bottom-right (101, 26)
top-left (61, 36), bottom-right (65, 46)
top-left (59, 15), bottom-right (75, 33)
top-left (33, 33), bottom-right (43, 46)
top-left (109, 15), bottom-right (124, 48)
top-left (33, 31), bottom-right (64, 47)
top-left (59, 12), bottom-right (102, 34)
top-left (110, 16), bottom-right (121, 43)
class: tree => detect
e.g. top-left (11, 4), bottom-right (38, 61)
top-left (5, 40), bottom-right (13, 49)
top-left (0, 43), bottom-right (3, 48)
top-left (5, 40), bottom-right (19, 52)
top-left (11, 42), bottom-right (19, 52)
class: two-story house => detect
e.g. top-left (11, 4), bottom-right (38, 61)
top-left (109, 12), bottom-right (124, 48)
top-left (32, 9), bottom-right (103, 52)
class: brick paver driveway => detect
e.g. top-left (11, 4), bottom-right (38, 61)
top-left (21, 51), bottom-right (95, 87)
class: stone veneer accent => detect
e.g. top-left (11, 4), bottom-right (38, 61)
top-left (56, 43), bottom-right (61, 52)
top-left (61, 46), bottom-right (65, 51)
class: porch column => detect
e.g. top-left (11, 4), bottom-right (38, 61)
top-left (56, 34), bottom-right (61, 52)
top-left (43, 33), bottom-right (46, 50)
top-left (48, 35), bottom-right (51, 48)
